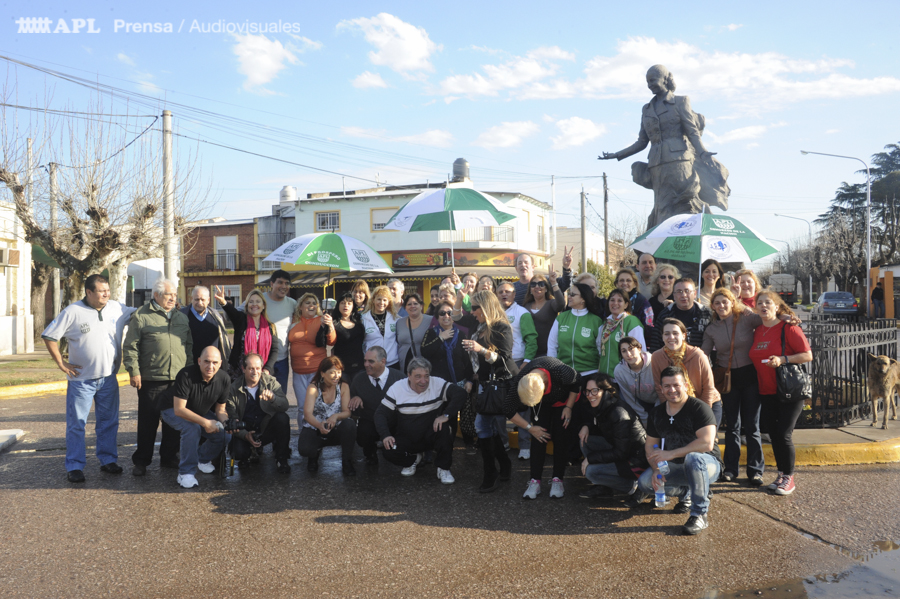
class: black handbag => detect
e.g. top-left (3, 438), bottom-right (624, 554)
top-left (475, 376), bottom-right (510, 415)
top-left (775, 325), bottom-right (811, 403)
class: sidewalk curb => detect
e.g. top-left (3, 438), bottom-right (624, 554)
top-left (0, 373), bottom-right (130, 400)
top-left (0, 429), bottom-right (24, 452)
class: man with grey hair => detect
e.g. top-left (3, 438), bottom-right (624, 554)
top-left (387, 278), bottom-right (408, 317)
top-left (514, 253), bottom-right (535, 306)
top-left (348, 347), bottom-right (404, 465)
top-left (123, 278), bottom-right (193, 476)
top-left (375, 357), bottom-right (466, 483)
top-left (181, 285), bottom-right (231, 365)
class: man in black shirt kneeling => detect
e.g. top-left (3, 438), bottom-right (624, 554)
top-left (633, 365), bottom-right (720, 535)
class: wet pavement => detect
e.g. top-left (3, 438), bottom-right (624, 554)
top-left (1, 387), bottom-right (898, 598)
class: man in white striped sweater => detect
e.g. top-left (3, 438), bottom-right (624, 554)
top-left (375, 357), bottom-right (467, 484)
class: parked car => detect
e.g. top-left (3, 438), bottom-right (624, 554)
top-left (812, 291), bottom-right (859, 316)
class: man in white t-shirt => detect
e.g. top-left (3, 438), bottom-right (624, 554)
top-left (241, 270), bottom-right (296, 390)
top-left (42, 274), bottom-right (137, 483)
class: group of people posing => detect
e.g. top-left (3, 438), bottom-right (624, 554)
top-left (44, 251), bottom-right (812, 536)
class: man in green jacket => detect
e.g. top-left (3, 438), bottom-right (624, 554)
top-left (225, 353), bottom-right (291, 474)
top-left (123, 279), bottom-right (193, 476)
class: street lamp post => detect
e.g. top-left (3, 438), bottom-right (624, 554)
top-left (774, 213), bottom-right (814, 303)
top-left (800, 150), bottom-right (871, 315)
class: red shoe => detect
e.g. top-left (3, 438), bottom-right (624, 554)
top-left (774, 474), bottom-right (795, 495)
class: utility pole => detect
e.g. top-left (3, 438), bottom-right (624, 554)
top-left (49, 162), bottom-right (60, 317)
top-left (162, 110), bottom-right (177, 282)
top-left (550, 175), bottom-right (557, 258)
top-left (603, 172), bottom-right (610, 269)
top-left (580, 186), bottom-right (587, 274)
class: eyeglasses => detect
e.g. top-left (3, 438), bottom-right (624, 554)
top-left (658, 275), bottom-right (675, 280)
top-left (674, 289), bottom-right (693, 295)
top-left (585, 388), bottom-right (603, 396)
top-left (437, 310), bottom-right (453, 316)
top-left (471, 305), bottom-right (482, 312)
top-left (529, 281), bottom-right (547, 288)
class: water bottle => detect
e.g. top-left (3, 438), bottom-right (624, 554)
top-left (653, 444), bottom-right (670, 476)
top-left (654, 475), bottom-right (667, 508)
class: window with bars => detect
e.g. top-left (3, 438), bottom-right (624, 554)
top-left (316, 211), bottom-right (340, 231)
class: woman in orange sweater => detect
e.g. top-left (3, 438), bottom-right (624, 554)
top-left (650, 317), bottom-right (722, 426)
top-left (289, 293), bottom-right (335, 426)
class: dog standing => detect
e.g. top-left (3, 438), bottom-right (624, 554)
top-left (867, 353), bottom-right (899, 429)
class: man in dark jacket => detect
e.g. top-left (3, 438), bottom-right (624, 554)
top-left (348, 346), bottom-right (405, 465)
top-left (225, 353), bottom-right (291, 474)
top-left (123, 279), bottom-right (192, 476)
top-left (577, 373), bottom-right (649, 499)
top-left (646, 277), bottom-right (710, 352)
top-left (181, 285), bottom-right (232, 365)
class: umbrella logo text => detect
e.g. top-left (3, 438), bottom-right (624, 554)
top-left (708, 240), bottom-right (729, 256)
top-left (352, 249), bottom-right (370, 264)
top-left (673, 238), bottom-right (693, 251)
top-left (668, 220), bottom-right (697, 235)
top-left (713, 218), bottom-right (735, 230)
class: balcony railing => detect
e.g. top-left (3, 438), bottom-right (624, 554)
top-left (439, 226), bottom-right (516, 244)
top-left (258, 232), bottom-right (293, 251)
top-left (206, 253), bottom-right (243, 271)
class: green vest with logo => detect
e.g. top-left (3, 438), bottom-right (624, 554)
top-left (555, 310), bottom-right (603, 373)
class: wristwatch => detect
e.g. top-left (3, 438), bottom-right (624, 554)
top-left (526, 423), bottom-right (533, 430)
top-left (443, 413), bottom-right (450, 419)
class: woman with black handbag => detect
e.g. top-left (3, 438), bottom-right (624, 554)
top-left (461, 290), bottom-right (519, 493)
top-left (749, 290), bottom-right (812, 496)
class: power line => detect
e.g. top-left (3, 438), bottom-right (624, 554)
top-left (45, 116), bottom-right (159, 170)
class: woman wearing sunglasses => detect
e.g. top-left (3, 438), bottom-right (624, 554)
top-left (523, 267), bottom-right (565, 357)
top-left (649, 264), bottom-right (680, 320)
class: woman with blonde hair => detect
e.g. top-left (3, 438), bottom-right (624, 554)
top-left (288, 293), bottom-right (335, 424)
top-left (216, 287), bottom-right (280, 377)
top-left (736, 269), bottom-right (763, 309)
top-left (649, 263), bottom-right (680, 319)
top-left (362, 285), bottom-right (400, 369)
top-left (461, 290), bottom-right (518, 492)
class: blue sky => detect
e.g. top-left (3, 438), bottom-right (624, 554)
top-left (4, 1), bottom-right (900, 266)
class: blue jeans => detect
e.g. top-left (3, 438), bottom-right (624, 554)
top-left (65, 374), bottom-right (120, 471)
top-left (293, 372), bottom-right (317, 427)
top-left (873, 299), bottom-right (885, 318)
top-left (475, 414), bottom-right (507, 439)
top-left (160, 408), bottom-right (228, 475)
top-left (516, 410), bottom-right (531, 450)
top-left (273, 358), bottom-right (290, 392)
top-left (637, 452), bottom-right (721, 516)
top-left (584, 462), bottom-right (638, 494)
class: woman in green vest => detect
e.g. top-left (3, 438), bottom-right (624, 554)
top-left (598, 289), bottom-right (646, 380)
top-left (548, 283), bottom-right (604, 378)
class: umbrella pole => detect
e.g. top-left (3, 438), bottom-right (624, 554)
top-left (450, 234), bottom-right (455, 270)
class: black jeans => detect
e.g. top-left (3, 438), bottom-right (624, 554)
top-left (721, 365), bottom-right (763, 477)
top-left (760, 394), bottom-right (805, 475)
top-left (530, 404), bottom-right (575, 480)
top-left (229, 412), bottom-right (291, 462)
top-left (355, 418), bottom-right (381, 458)
top-left (132, 380), bottom-right (180, 466)
top-left (382, 424), bottom-right (454, 470)
top-left (297, 419), bottom-right (357, 462)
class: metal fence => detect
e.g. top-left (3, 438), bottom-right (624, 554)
top-left (800, 317), bottom-right (899, 428)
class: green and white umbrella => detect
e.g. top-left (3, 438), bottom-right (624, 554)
top-left (629, 213), bottom-right (779, 264)
top-left (263, 232), bottom-right (393, 298)
top-left (383, 187), bottom-right (516, 268)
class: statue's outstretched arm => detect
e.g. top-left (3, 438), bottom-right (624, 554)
top-left (599, 126), bottom-right (649, 161)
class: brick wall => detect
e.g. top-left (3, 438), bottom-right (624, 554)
top-left (182, 222), bottom-right (255, 273)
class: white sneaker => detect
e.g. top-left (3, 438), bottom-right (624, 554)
top-left (177, 474), bottom-right (199, 488)
top-left (401, 453), bottom-right (423, 477)
top-left (549, 477), bottom-right (565, 498)
top-left (518, 449), bottom-right (531, 460)
top-left (437, 468), bottom-right (455, 485)
top-left (523, 479), bottom-right (541, 499)
top-left (197, 462), bottom-right (215, 474)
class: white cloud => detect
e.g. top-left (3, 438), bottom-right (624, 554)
top-left (705, 121), bottom-right (786, 144)
top-left (726, 24), bottom-right (743, 31)
top-left (338, 13), bottom-right (440, 77)
top-left (438, 46), bottom-right (574, 98)
top-left (116, 52), bottom-right (134, 66)
top-left (232, 33), bottom-right (299, 93)
top-left (341, 126), bottom-right (454, 148)
top-left (550, 117), bottom-right (607, 149)
top-left (352, 71), bottom-right (389, 89)
top-left (287, 35), bottom-right (323, 52)
top-left (825, 128), bottom-right (840, 134)
top-left (472, 121), bottom-right (539, 149)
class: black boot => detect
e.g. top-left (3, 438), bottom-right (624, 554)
top-left (478, 439), bottom-right (499, 493)
top-left (493, 436), bottom-right (512, 482)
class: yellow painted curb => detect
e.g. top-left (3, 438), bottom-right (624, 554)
top-left (0, 373), bottom-right (130, 400)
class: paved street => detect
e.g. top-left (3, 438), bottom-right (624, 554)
top-left (2, 387), bottom-right (899, 598)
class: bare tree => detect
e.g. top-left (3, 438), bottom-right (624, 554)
top-left (608, 211), bottom-right (648, 269)
top-left (0, 89), bottom-right (211, 336)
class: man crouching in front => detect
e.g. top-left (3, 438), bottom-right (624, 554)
top-left (375, 357), bottom-right (466, 484)
top-left (158, 347), bottom-right (231, 488)
top-left (633, 365), bottom-right (720, 535)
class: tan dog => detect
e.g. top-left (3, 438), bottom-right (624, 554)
top-left (867, 354), bottom-right (899, 429)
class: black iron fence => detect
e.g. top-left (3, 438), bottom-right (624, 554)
top-left (206, 253), bottom-right (243, 271)
top-left (800, 316), bottom-right (899, 428)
